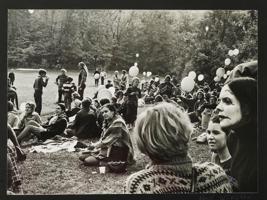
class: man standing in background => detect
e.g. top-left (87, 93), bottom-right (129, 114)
top-left (55, 69), bottom-right (68, 103)
top-left (33, 69), bottom-right (49, 115)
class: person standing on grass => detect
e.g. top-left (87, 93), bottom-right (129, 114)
top-left (94, 68), bottom-right (101, 87)
top-left (100, 68), bottom-right (107, 85)
top-left (8, 70), bottom-right (15, 86)
top-left (62, 77), bottom-right (77, 111)
top-left (33, 69), bottom-right (49, 115)
top-left (55, 68), bottom-right (68, 103)
top-left (78, 62), bottom-right (88, 100)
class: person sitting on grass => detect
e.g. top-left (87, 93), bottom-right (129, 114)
top-left (65, 98), bottom-right (101, 139)
top-left (8, 101), bottom-right (19, 128)
top-left (125, 102), bottom-right (232, 194)
top-left (16, 102), bottom-right (42, 135)
top-left (79, 104), bottom-right (134, 171)
top-left (17, 103), bottom-right (67, 144)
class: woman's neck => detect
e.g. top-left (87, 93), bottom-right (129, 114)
top-left (217, 147), bottom-right (231, 163)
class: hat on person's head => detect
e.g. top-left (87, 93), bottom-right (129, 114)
top-left (39, 69), bottom-right (47, 75)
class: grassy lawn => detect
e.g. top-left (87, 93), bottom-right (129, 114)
top-left (11, 69), bottom-right (210, 194)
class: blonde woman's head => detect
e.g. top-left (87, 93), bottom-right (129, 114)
top-left (134, 102), bottom-right (193, 163)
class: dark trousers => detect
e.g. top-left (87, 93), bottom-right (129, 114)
top-left (95, 79), bottom-right (99, 87)
top-left (101, 77), bottom-right (104, 85)
top-left (78, 83), bottom-right (86, 100)
top-left (58, 89), bottom-right (63, 102)
top-left (34, 90), bottom-right (42, 115)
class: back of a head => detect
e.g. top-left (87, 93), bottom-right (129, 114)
top-left (134, 102), bottom-right (193, 163)
top-left (227, 77), bottom-right (257, 120)
top-left (99, 98), bottom-right (110, 106)
top-left (82, 98), bottom-right (92, 109)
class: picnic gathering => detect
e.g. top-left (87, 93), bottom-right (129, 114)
top-left (6, 9), bottom-right (258, 195)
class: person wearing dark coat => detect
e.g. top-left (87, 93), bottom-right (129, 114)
top-left (216, 77), bottom-right (257, 192)
top-left (66, 98), bottom-right (101, 139)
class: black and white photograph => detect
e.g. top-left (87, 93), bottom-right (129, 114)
top-left (5, 9), bottom-right (259, 195)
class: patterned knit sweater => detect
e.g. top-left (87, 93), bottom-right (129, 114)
top-left (125, 157), bottom-right (232, 194)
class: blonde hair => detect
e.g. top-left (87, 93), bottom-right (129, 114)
top-left (134, 102), bottom-right (193, 163)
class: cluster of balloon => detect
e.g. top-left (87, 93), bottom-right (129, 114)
top-left (147, 71), bottom-right (152, 77)
top-left (181, 76), bottom-right (195, 92)
top-left (225, 58), bottom-right (231, 66)
top-left (228, 49), bottom-right (239, 57)
top-left (94, 73), bottom-right (100, 79)
top-left (188, 71), bottom-right (196, 80)
top-left (129, 66), bottom-right (139, 77)
top-left (198, 74), bottom-right (204, 81)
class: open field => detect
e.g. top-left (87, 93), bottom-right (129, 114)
top-left (11, 69), bottom-right (210, 194)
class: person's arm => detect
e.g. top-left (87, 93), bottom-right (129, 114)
top-left (7, 124), bottom-right (20, 147)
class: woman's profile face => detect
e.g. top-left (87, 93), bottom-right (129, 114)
top-left (101, 107), bottom-right (114, 121)
top-left (216, 85), bottom-right (242, 129)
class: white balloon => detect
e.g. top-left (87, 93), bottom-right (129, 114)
top-left (134, 62), bottom-right (138, 67)
top-left (129, 66), bottom-right (139, 77)
top-left (228, 50), bottom-right (234, 57)
top-left (94, 73), bottom-right (100, 79)
top-left (136, 53), bottom-right (139, 58)
top-left (181, 76), bottom-right (195, 92)
top-left (147, 71), bottom-right (152, 77)
top-left (198, 74), bottom-right (204, 81)
top-left (233, 49), bottom-right (239, 56)
top-left (216, 67), bottom-right (225, 78)
top-left (188, 71), bottom-right (196, 79)
top-left (225, 58), bottom-right (231, 66)
top-left (214, 76), bottom-right (221, 82)
top-left (143, 72), bottom-right (147, 76)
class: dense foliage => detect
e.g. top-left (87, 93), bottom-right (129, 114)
top-left (8, 10), bottom-right (257, 82)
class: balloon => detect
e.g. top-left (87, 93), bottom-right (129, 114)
top-left (223, 74), bottom-right (228, 79)
top-left (226, 70), bottom-right (231, 75)
top-left (108, 87), bottom-right (116, 96)
top-left (228, 50), bottom-right (234, 57)
top-left (225, 58), bottom-right (231, 66)
top-left (197, 74), bottom-right (204, 81)
top-left (134, 62), bottom-right (138, 67)
top-left (129, 66), bottom-right (139, 77)
top-left (155, 77), bottom-right (160, 82)
top-left (216, 67), bottom-right (225, 78)
top-left (188, 71), bottom-right (196, 80)
top-left (147, 71), bottom-right (152, 77)
top-left (136, 53), bottom-right (139, 58)
top-left (94, 73), bottom-right (100, 79)
top-left (98, 88), bottom-right (112, 101)
top-left (181, 76), bottom-right (195, 92)
top-left (143, 72), bottom-right (147, 76)
top-left (233, 49), bottom-right (239, 56)
top-left (214, 76), bottom-right (221, 82)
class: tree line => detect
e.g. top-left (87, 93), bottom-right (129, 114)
top-left (8, 10), bottom-right (257, 82)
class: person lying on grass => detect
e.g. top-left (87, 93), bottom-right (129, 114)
top-left (125, 102), bottom-right (232, 194)
top-left (79, 103), bottom-right (134, 172)
top-left (17, 103), bottom-right (67, 144)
